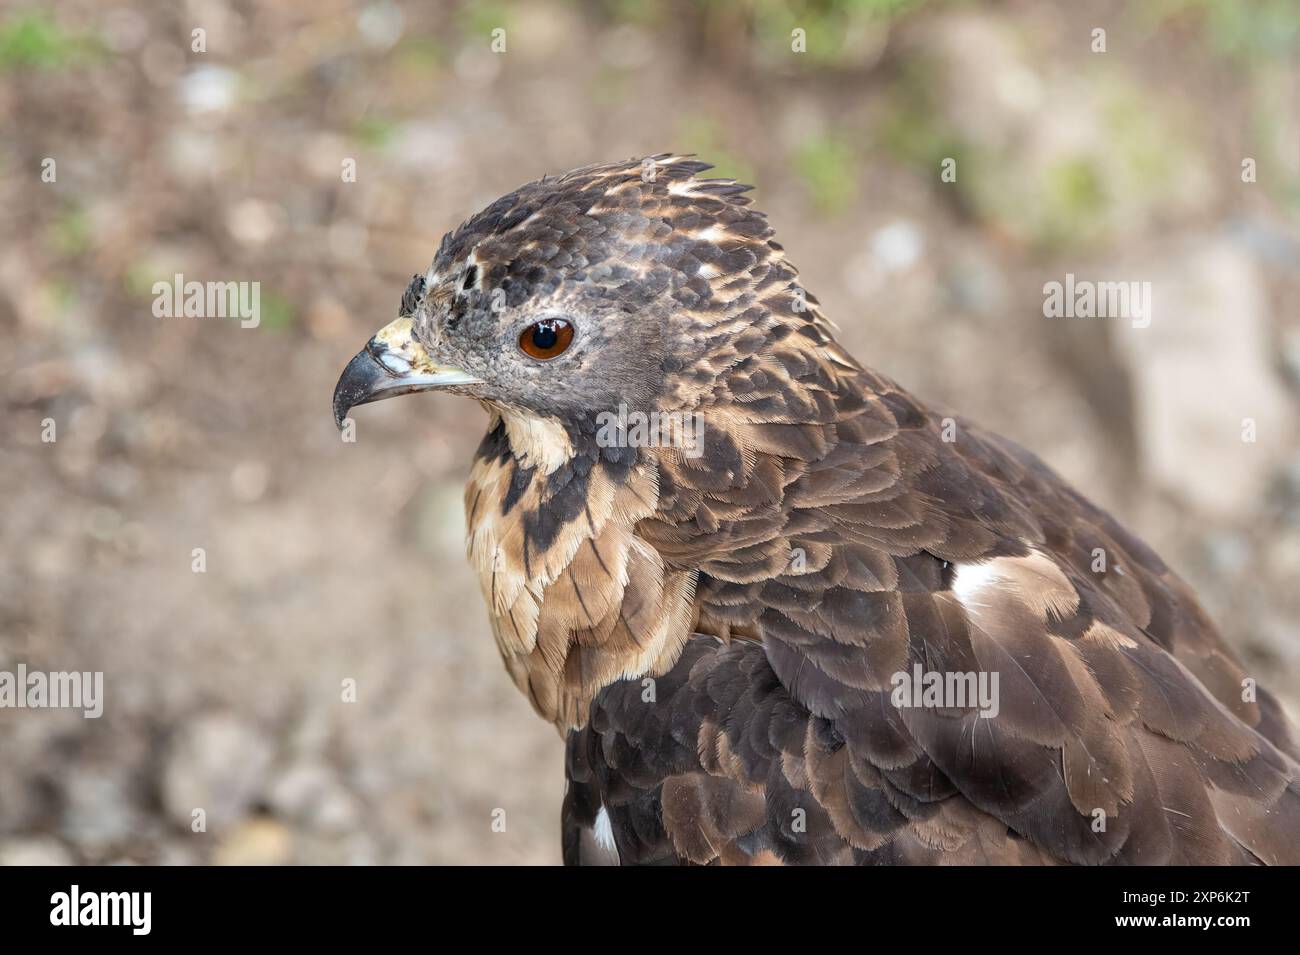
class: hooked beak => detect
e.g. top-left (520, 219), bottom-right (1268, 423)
top-left (332, 316), bottom-right (482, 429)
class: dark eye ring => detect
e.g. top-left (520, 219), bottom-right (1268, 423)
top-left (519, 319), bottom-right (574, 360)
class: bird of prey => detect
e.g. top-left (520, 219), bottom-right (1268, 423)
top-left (333, 155), bottom-right (1300, 865)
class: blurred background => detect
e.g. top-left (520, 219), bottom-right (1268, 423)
top-left (1, 0), bottom-right (1298, 864)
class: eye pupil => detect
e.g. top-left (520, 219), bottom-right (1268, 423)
top-left (519, 319), bottom-right (574, 360)
top-left (532, 323), bottom-right (558, 350)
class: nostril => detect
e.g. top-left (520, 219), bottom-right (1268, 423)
top-left (365, 337), bottom-right (413, 377)
top-left (376, 352), bottom-right (412, 375)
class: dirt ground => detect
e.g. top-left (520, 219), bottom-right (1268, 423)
top-left (1, 0), bottom-right (1298, 864)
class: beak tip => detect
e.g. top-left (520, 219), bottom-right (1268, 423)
top-left (332, 349), bottom-right (377, 431)
top-left (332, 322), bottom-right (480, 430)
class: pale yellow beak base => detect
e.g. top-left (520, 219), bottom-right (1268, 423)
top-left (332, 316), bottom-right (482, 428)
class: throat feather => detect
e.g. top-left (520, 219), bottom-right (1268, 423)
top-left (464, 431), bottom-right (693, 728)
top-left (490, 405), bottom-right (574, 475)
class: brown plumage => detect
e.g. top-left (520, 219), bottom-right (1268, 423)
top-left (333, 155), bottom-right (1300, 865)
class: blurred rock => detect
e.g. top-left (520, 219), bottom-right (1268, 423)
top-left (225, 199), bottom-right (281, 247)
top-left (871, 221), bottom-right (924, 272)
top-left (27, 536), bottom-right (81, 581)
top-left (230, 460), bottom-right (270, 503)
top-left (358, 1), bottom-right (404, 50)
top-left (179, 66), bottom-right (239, 115)
top-left (213, 817), bottom-right (293, 866)
top-left (60, 767), bottom-right (141, 852)
top-left (1111, 237), bottom-right (1295, 517)
top-left (165, 129), bottom-right (229, 182)
top-left (267, 760), bottom-right (361, 834)
top-left (0, 837), bottom-right (74, 866)
top-left (161, 714), bottom-right (274, 832)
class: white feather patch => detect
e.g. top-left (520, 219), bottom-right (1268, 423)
top-left (499, 407), bottom-right (574, 475)
top-left (952, 549), bottom-right (1080, 622)
top-left (593, 805), bottom-right (616, 853)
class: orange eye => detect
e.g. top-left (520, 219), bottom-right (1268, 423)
top-left (519, 319), bottom-right (574, 360)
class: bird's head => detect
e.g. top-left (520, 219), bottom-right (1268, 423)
top-left (333, 154), bottom-right (832, 470)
